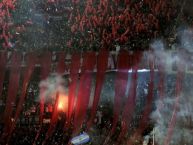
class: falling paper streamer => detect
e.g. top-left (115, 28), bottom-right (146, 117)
top-left (0, 51), bottom-right (7, 99)
top-left (103, 50), bottom-right (130, 145)
top-left (14, 52), bottom-right (37, 123)
top-left (39, 52), bottom-right (52, 124)
top-left (3, 52), bottom-right (21, 136)
top-left (87, 49), bottom-right (109, 129)
top-left (116, 51), bottom-right (142, 144)
top-left (163, 53), bottom-right (185, 145)
top-left (73, 52), bottom-right (96, 133)
top-left (157, 59), bottom-right (165, 110)
top-left (56, 52), bottom-right (66, 75)
top-left (127, 52), bottom-right (154, 145)
top-left (33, 52), bottom-right (52, 145)
top-left (67, 53), bottom-right (81, 124)
top-left (6, 52), bottom-right (37, 143)
top-left (42, 52), bottom-right (67, 144)
top-left (42, 92), bottom-right (60, 145)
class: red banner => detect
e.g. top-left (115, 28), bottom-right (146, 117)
top-left (73, 52), bottom-right (96, 133)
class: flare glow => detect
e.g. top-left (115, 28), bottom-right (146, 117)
top-left (57, 94), bottom-right (68, 112)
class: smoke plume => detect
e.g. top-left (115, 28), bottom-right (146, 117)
top-left (147, 27), bottom-right (193, 145)
top-left (39, 74), bottom-right (68, 101)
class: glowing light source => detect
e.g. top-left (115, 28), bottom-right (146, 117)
top-left (58, 101), bottom-right (63, 110)
top-left (57, 94), bottom-right (68, 112)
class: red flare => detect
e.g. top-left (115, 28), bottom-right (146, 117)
top-left (57, 94), bottom-right (68, 112)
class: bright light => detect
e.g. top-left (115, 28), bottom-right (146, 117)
top-left (57, 94), bottom-right (68, 112)
top-left (58, 101), bottom-right (64, 110)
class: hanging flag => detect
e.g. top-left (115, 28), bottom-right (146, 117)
top-left (71, 132), bottom-right (90, 145)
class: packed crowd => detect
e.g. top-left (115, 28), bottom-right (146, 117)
top-left (0, 0), bottom-right (182, 51)
top-left (68, 0), bottom-right (177, 50)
